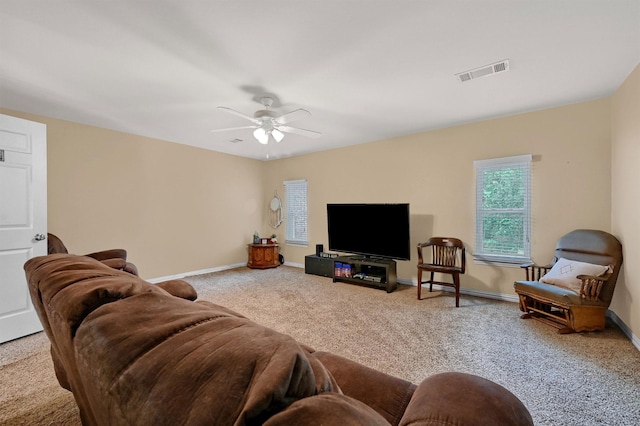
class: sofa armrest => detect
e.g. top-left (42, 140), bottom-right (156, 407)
top-left (90, 257), bottom-right (139, 276)
top-left (123, 262), bottom-right (139, 276)
top-left (97, 258), bottom-right (127, 271)
top-left (154, 279), bottom-right (198, 301)
top-left (313, 351), bottom-right (415, 426)
top-left (85, 249), bottom-right (127, 262)
top-left (399, 372), bottom-right (533, 426)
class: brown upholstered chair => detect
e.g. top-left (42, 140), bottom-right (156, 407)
top-left (417, 237), bottom-right (466, 307)
top-left (47, 232), bottom-right (139, 276)
top-left (514, 229), bottom-right (623, 334)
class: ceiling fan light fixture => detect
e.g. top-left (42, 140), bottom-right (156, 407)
top-left (253, 127), bottom-right (269, 144)
top-left (215, 97), bottom-right (321, 143)
top-left (272, 128), bottom-right (284, 143)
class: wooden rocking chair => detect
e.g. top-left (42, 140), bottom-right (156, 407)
top-left (514, 229), bottom-right (623, 333)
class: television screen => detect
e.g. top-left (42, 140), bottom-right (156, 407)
top-left (327, 203), bottom-right (411, 261)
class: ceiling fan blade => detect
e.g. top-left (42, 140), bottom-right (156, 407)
top-left (273, 109), bottom-right (311, 124)
top-left (277, 125), bottom-right (321, 139)
top-left (217, 106), bottom-right (261, 124)
top-left (210, 125), bottom-right (258, 133)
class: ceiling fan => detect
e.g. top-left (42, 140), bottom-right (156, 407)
top-left (212, 97), bottom-right (321, 144)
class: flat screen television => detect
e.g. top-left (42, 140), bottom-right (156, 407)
top-left (327, 203), bottom-right (411, 261)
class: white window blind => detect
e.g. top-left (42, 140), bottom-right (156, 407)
top-left (474, 154), bottom-right (532, 265)
top-left (284, 179), bottom-right (308, 246)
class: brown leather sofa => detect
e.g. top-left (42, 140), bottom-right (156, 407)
top-left (25, 254), bottom-right (533, 426)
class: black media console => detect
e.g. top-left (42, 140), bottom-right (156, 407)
top-left (333, 256), bottom-right (397, 293)
top-left (304, 255), bottom-right (334, 278)
top-left (305, 254), bottom-right (398, 293)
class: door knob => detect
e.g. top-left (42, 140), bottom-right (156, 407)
top-left (34, 233), bottom-right (46, 241)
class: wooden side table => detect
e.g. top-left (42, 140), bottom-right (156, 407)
top-left (247, 243), bottom-right (280, 269)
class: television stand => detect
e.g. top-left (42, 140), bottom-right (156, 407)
top-left (333, 256), bottom-right (397, 293)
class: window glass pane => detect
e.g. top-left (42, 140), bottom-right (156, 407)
top-left (474, 155), bottom-right (531, 264)
top-left (284, 179), bottom-right (308, 245)
top-left (481, 168), bottom-right (525, 209)
top-left (481, 213), bottom-right (525, 255)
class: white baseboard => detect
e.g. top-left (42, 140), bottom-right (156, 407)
top-left (398, 278), bottom-right (519, 303)
top-left (146, 262), bottom-right (246, 283)
top-left (607, 310), bottom-right (640, 351)
top-left (148, 261), bottom-right (303, 283)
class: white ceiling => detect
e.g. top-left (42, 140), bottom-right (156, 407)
top-left (1, 1), bottom-right (639, 161)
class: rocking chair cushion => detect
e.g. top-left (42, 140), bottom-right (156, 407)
top-left (540, 257), bottom-right (609, 293)
top-left (515, 280), bottom-right (583, 305)
top-left (514, 280), bottom-right (609, 307)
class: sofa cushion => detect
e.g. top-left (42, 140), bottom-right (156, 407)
top-left (264, 393), bottom-right (390, 425)
top-left (313, 351), bottom-right (416, 426)
top-left (73, 292), bottom-right (339, 425)
top-left (540, 257), bottom-right (608, 293)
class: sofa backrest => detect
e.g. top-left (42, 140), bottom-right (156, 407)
top-left (25, 254), bottom-right (174, 423)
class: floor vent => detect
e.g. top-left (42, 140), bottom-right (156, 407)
top-left (456, 59), bottom-right (510, 83)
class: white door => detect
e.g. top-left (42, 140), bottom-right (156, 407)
top-left (0, 114), bottom-right (47, 343)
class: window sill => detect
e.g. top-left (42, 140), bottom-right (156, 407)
top-left (473, 255), bottom-right (531, 268)
top-left (285, 242), bottom-right (309, 248)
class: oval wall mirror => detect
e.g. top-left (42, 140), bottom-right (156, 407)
top-left (269, 192), bottom-right (283, 229)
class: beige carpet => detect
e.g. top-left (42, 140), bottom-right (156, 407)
top-left (2, 265), bottom-right (639, 425)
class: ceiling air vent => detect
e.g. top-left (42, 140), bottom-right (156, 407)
top-left (456, 59), bottom-right (510, 83)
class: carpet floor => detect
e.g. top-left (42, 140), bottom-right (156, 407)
top-left (1, 265), bottom-right (639, 425)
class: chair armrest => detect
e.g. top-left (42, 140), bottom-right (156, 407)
top-left (520, 263), bottom-right (552, 281)
top-left (577, 264), bottom-right (614, 301)
top-left (416, 243), bottom-right (426, 264)
top-left (577, 272), bottom-right (611, 301)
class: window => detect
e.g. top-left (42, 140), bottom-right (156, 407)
top-left (284, 179), bottom-right (308, 246)
top-left (474, 154), bottom-right (532, 265)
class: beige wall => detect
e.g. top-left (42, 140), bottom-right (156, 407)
top-left (611, 64), bottom-right (640, 340)
top-left (264, 99), bottom-right (612, 298)
top-left (3, 94), bottom-right (630, 333)
top-left (1, 109), bottom-right (265, 279)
